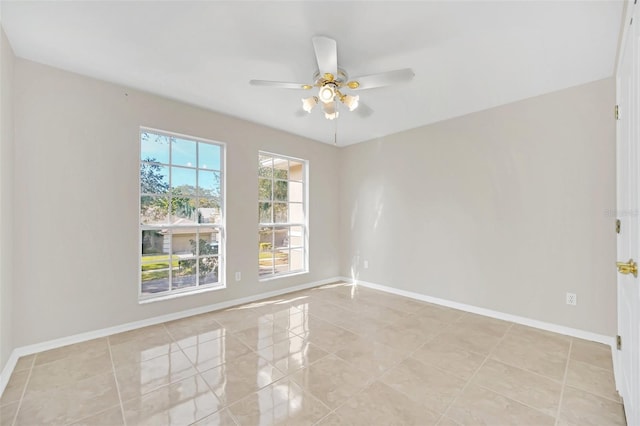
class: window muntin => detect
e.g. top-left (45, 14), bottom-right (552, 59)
top-left (140, 129), bottom-right (224, 300)
top-left (258, 153), bottom-right (307, 278)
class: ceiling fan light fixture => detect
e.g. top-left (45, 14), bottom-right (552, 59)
top-left (318, 85), bottom-right (335, 103)
top-left (322, 101), bottom-right (339, 120)
top-left (301, 96), bottom-right (318, 113)
top-left (340, 94), bottom-right (359, 111)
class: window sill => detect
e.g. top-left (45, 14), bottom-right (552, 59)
top-left (138, 283), bottom-right (226, 304)
top-left (259, 270), bottom-right (308, 283)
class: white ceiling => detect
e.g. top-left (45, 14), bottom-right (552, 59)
top-left (1, 1), bottom-right (624, 146)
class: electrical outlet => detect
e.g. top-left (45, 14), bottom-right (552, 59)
top-left (235, 272), bottom-right (241, 281)
top-left (364, 260), bottom-right (369, 269)
top-left (566, 292), bottom-right (577, 306)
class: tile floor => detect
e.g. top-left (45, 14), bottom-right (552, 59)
top-left (0, 282), bottom-right (626, 426)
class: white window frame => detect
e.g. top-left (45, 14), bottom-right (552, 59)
top-left (258, 151), bottom-right (309, 281)
top-left (139, 127), bottom-right (226, 302)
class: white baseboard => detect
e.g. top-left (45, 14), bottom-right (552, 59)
top-left (0, 276), bottom-right (341, 397)
top-left (341, 277), bottom-right (615, 346)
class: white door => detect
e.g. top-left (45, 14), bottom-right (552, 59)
top-left (617, 3), bottom-right (640, 425)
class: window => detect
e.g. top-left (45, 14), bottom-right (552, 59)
top-left (258, 152), bottom-right (307, 279)
top-left (139, 129), bottom-right (224, 300)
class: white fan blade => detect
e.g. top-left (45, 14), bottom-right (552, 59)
top-left (250, 80), bottom-right (311, 90)
top-left (349, 68), bottom-right (415, 90)
top-left (312, 36), bottom-right (338, 78)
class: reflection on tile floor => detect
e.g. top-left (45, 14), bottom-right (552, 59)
top-left (0, 282), bottom-right (626, 425)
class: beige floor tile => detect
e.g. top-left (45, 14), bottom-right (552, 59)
top-left (123, 374), bottom-right (222, 426)
top-left (258, 334), bottom-right (329, 375)
top-left (227, 377), bottom-right (329, 426)
top-left (0, 369), bottom-right (29, 405)
top-left (434, 324), bottom-right (503, 355)
top-left (182, 334), bottom-right (252, 372)
top-left (412, 339), bottom-right (486, 381)
top-left (379, 358), bottom-right (467, 414)
top-left (436, 416), bottom-right (462, 426)
top-left (290, 354), bottom-right (371, 409)
top-left (472, 359), bottom-right (562, 416)
top-left (210, 309), bottom-right (274, 333)
top-left (294, 318), bottom-right (359, 353)
top-left (109, 326), bottom-right (181, 366)
top-left (334, 336), bottom-right (407, 376)
top-left (191, 408), bottom-right (238, 425)
top-left (108, 324), bottom-right (170, 345)
top-left (558, 386), bottom-right (626, 426)
top-left (455, 313), bottom-right (512, 338)
top-left (26, 350), bottom-right (112, 394)
top-left (0, 401), bottom-right (19, 426)
top-left (491, 327), bottom-right (570, 380)
top-left (362, 293), bottom-right (427, 314)
top-left (200, 351), bottom-right (285, 405)
top-left (114, 350), bottom-right (198, 402)
top-left (415, 304), bottom-right (466, 324)
top-left (34, 338), bottom-right (108, 366)
top-left (392, 313), bottom-right (448, 336)
top-left (369, 321), bottom-right (435, 352)
top-left (164, 315), bottom-right (225, 349)
top-left (68, 405), bottom-right (124, 426)
top-left (336, 314), bottom-right (395, 336)
top-left (565, 359), bottom-right (620, 402)
top-left (335, 381), bottom-right (441, 426)
top-left (232, 322), bottom-right (298, 351)
top-left (13, 355), bottom-right (35, 373)
top-left (446, 384), bottom-right (555, 426)
top-left (570, 338), bottom-right (614, 371)
top-left (15, 371), bottom-right (119, 425)
top-left (314, 413), bottom-right (351, 426)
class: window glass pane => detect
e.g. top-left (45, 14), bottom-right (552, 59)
top-left (289, 226), bottom-right (304, 248)
top-left (141, 196), bottom-right (169, 225)
top-left (274, 226), bottom-right (289, 249)
top-left (259, 226), bottom-right (274, 277)
top-left (170, 197), bottom-right (198, 223)
top-left (274, 203), bottom-right (288, 223)
top-left (289, 160), bottom-right (304, 181)
top-left (171, 167), bottom-right (196, 192)
top-left (273, 159), bottom-right (288, 179)
top-left (258, 178), bottom-right (272, 200)
top-left (289, 181), bottom-right (303, 203)
top-left (172, 137), bottom-right (197, 168)
top-left (197, 202), bottom-right (221, 224)
top-left (259, 202), bottom-right (273, 223)
top-left (199, 257), bottom-right (219, 285)
top-left (289, 203), bottom-right (304, 223)
top-left (140, 163), bottom-right (169, 195)
top-left (173, 257), bottom-right (197, 291)
top-left (198, 170), bottom-right (221, 198)
top-left (141, 133), bottom-right (170, 164)
top-left (141, 230), bottom-right (171, 295)
top-left (140, 263), bottom-right (170, 295)
top-left (141, 230), bottom-right (167, 256)
top-left (198, 227), bottom-right (220, 255)
top-left (274, 247), bottom-right (290, 274)
top-left (171, 231), bottom-right (197, 256)
top-left (199, 143), bottom-right (221, 170)
top-left (273, 180), bottom-right (288, 202)
top-left (259, 156), bottom-right (273, 178)
top-left (290, 248), bottom-right (304, 271)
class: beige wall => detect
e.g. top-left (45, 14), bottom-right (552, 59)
top-left (340, 78), bottom-right (617, 336)
top-left (0, 27), bottom-right (14, 370)
top-left (12, 59), bottom-right (340, 348)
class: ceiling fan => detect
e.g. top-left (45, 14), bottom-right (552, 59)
top-left (249, 36), bottom-right (415, 120)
